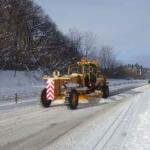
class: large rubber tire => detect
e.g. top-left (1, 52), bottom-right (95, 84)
top-left (40, 88), bottom-right (52, 107)
top-left (102, 85), bottom-right (109, 98)
top-left (65, 89), bottom-right (79, 110)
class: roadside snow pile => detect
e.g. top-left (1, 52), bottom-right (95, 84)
top-left (123, 101), bottom-right (150, 150)
top-left (0, 70), bottom-right (44, 103)
top-left (0, 70), bottom-right (42, 87)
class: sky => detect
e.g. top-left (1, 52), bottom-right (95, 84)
top-left (34, 0), bottom-right (150, 67)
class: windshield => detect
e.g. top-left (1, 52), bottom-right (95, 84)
top-left (71, 65), bottom-right (82, 74)
top-left (84, 65), bottom-right (89, 74)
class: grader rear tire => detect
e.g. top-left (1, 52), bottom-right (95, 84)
top-left (65, 89), bottom-right (79, 110)
top-left (41, 88), bottom-right (52, 107)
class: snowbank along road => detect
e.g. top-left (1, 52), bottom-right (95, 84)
top-left (0, 70), bottom-right (147, 104)
top-left (0, 84), bottom-right (150, 150)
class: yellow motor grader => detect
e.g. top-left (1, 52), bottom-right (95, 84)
top-left (40, 58), bottom-right (109, 109)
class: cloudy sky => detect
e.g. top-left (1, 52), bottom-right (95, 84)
top-left (34, 0), bottom-right (150, 67)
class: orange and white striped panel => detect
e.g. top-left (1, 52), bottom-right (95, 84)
top-left (46, 79), bottom-right (55, 100)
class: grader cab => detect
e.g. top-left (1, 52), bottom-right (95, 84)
top-left (41, 58), bottom-right (109, 109)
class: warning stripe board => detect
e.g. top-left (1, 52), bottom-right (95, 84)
top-left (46, 80), bottom-right (55, 100)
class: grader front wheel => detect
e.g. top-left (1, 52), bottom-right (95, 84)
top-left (41, 88), bottom-right (52, 107)
top-left (65, 89), bottom-right (79, 110)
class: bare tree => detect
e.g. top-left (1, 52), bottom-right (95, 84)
top-left (68, 29), bottom-right (99, 58)
top-left (98, 46), bottom-right (118, 75)
top-left (68, 29), bottom-right (82, 53)
top-left (82, 31), bottom-right (98, 58)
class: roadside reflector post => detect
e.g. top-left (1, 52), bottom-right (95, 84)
top-left (15, 93), bottom-right (18, 104)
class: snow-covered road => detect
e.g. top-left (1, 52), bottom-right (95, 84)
top-left (0, 85), bottom-right (150, 150)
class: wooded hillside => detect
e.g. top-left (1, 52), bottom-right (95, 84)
top-left (0, 0), bottom-right (81, 71)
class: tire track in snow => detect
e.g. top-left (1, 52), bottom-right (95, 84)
top-left (93, 102), bottom-right (134, 150)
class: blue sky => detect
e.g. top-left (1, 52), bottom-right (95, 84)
top-left (34, 0), bottom-right (150, 67)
